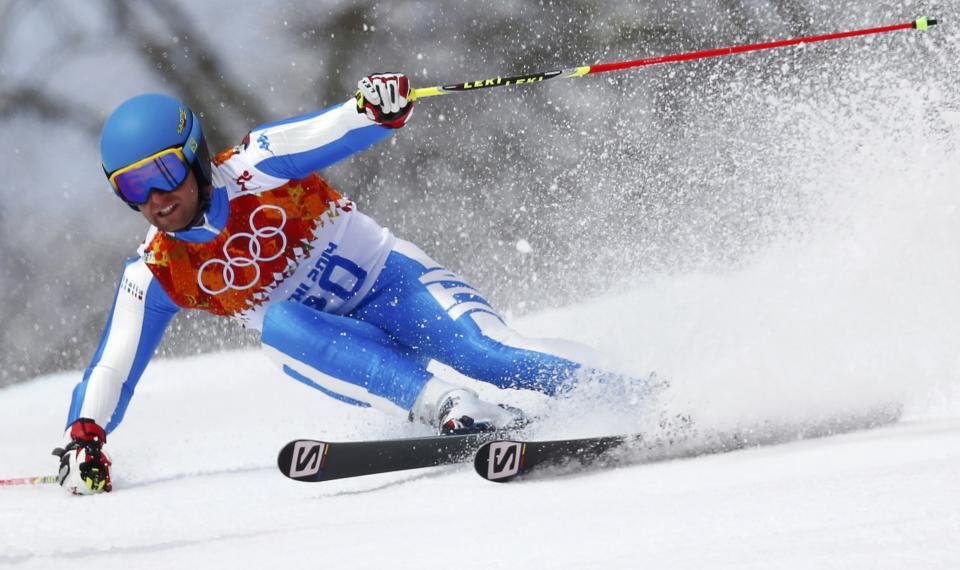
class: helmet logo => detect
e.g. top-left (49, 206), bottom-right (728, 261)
top-left (177, 108), bottom-right (187, 135)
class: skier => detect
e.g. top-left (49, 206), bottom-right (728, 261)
top-left (54, 73), bottom-right (604, 495)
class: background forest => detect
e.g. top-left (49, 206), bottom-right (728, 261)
top-left (0, 0), bottom-right (952, 385)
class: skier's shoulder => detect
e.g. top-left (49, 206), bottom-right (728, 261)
top-left (125, 227), bottom-right (182, 313)
top-left (135, 226), bottom-right (169, 269)
top-left (136, 226), bottom-right (161, 257)
top-left (215, 116), bottom-right (303, 171)
top-left (211, 136), bottom-right (255, 176)
top-left (208, 133), bottom-right (290, 194)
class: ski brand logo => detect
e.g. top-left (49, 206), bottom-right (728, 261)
top-left (289, 441), bottom-right (326, 478)
top-left (486, 441), bottom-right (523, 480)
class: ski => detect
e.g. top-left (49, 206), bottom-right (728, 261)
top-left (281, 408), bottom-right (902, 483)
top-left (473, 407), bottom-right (904, 482)
top-left (473, 434), bottom-right (639, 483)
top-left (278, 433), bottom-right (498, 482)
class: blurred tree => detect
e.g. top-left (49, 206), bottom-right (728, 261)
top-left (1, 0), bottom-right (928, 387)
top-left (0, 0), bottom-right (273, 385)
top-left (105, 0), bottom-right (272, 150)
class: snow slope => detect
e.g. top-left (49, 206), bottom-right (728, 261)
top-left (4, 106), bottom-right (960, 568)
top-left (1, 300), bottom-right (959, 569)
top-left (4, 140), bottom-right (960, 566)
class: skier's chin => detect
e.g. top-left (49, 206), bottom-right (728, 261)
top-left (150, 207), bottom-right (189, 232)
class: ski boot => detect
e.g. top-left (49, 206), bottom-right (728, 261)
top-left (436, 389), bottom-right (527, 435)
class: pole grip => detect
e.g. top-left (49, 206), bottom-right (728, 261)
top-left (409, 86), bottom-right (446, 102)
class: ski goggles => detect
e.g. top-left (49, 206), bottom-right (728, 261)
top-left (107, 147), bottom-right (191, 206)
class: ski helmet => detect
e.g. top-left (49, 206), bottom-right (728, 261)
top-left (100, 93), bottom-right (212, 209)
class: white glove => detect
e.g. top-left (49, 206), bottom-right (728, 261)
top-left (356, 73), bottom-right (414, 128)
top-left (53, 418), bottom-right (112, 495)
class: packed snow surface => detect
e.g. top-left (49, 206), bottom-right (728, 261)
top-left (2, 284), bottom-right (959, 568)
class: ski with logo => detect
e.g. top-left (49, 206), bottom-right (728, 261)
top-left (473, 434), bottom-right (638, 483)
top-left (473, 406), bottom-right (907, 482)
top-left (278, 433), bottom-right (499, 482)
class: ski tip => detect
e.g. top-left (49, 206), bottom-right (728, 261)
top-left (473, 440), bottom-right (526, 483)
top-left (277, 439), bottom-right (329, 482)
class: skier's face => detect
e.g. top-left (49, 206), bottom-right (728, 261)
top-left (138, 170), bottom-right (202, 232)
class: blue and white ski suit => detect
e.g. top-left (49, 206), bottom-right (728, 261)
top-left (67, 99), bottom-right (595, 433)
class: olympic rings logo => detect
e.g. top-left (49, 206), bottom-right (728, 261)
top-left (197, 205), bottom-right (288, 295)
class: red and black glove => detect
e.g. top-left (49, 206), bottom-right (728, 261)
top-left (356, 73), bottom-right (414, 129)
top-left (53, 418), bottom-right (112, 495)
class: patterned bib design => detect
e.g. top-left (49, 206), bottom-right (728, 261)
top-left (144, 174), bottom-right (351, 319)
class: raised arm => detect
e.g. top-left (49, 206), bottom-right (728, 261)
top-left (243, 73), bottom-right (414, 180)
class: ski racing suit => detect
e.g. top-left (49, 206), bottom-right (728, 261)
top-left (67, 99), bottom-right (597, 434)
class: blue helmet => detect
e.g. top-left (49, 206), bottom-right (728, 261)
top-left (100, 93), bottom-right (212, 207)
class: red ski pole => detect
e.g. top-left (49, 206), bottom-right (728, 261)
top-left (409, 16), bottom-right (939, 101)
top-left (0, 475), bottom-right (59, 487)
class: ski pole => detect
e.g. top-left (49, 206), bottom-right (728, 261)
top-left (409, 16), bottom-right (939, 101)
top-left (0, 475), bottom-right (59, 487)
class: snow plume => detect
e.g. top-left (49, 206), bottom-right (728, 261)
top-left (508, 20), bottom-right (960, 438)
